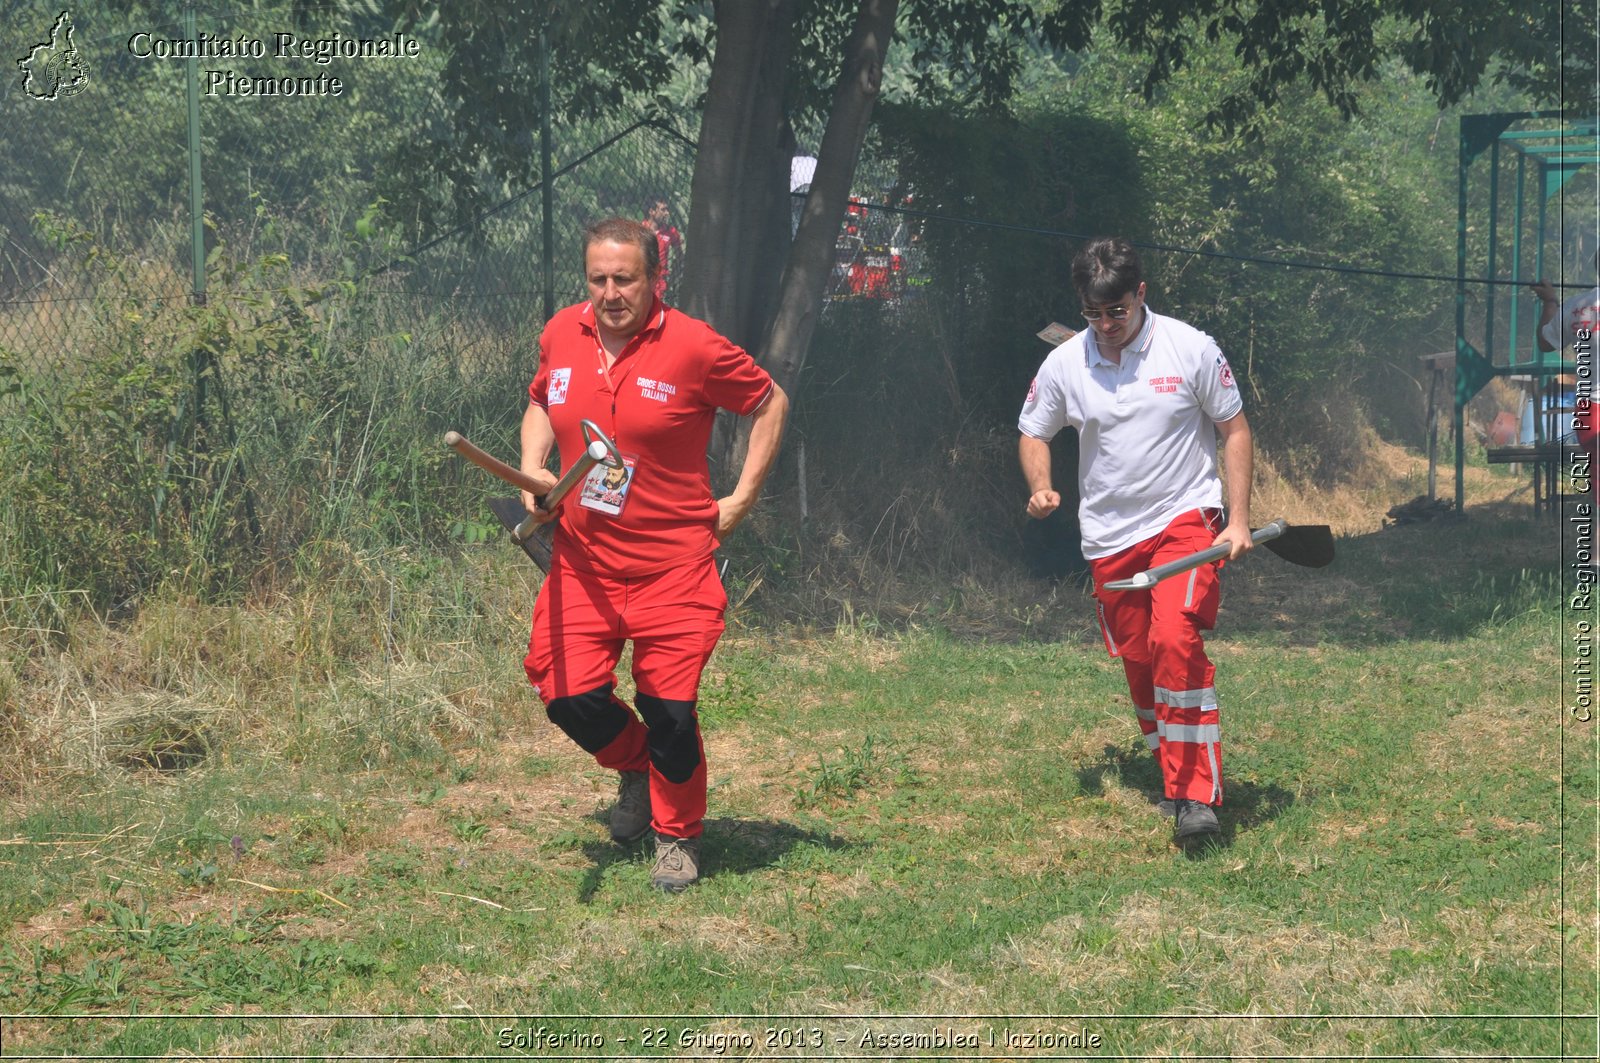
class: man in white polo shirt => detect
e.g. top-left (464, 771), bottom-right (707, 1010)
top-left (1018, 237), bottom-right (1255, 851)
top-left (1531, 250), bottom-right (1599, 357)
top-left (1531, 253), bottom-right (1599, 502)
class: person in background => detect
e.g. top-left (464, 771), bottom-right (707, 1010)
top-left (1531, 252), bottom-right (1598, 502)
top-left (642, 197), bottom-right (683, 302)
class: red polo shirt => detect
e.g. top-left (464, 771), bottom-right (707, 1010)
top-left (528, 299), bottom-right (774, 577)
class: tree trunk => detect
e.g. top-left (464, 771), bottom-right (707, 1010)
top-left (679, 0), bottom-right (799, 355)
top-left (709, 0), bottom-right (898, 476)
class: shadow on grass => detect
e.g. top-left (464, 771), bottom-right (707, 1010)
top-left (1075, 742), bottom-right (1166, 805)
top-left (575, 816), bottom-right (849, 900)
top-left (1079, 742), bottom-right (1297, 857)
top-left (1214, 777), bottom-right (1297, 843)
top-left (1217, 505), bottom-right (1563, 647)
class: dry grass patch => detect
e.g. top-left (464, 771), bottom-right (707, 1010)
top-left (1312, 810), bottom-right (1395, 846)
top-left (1253, 437), bottom-right (1525, 537)
top-left (210, 1017), bottom-right (440, 1063)
top-left (902, 964), bottom-right (997, 1011)
top-left (1433, 890), bottom-right (1572, 969)
top-left (997, 895), bottom-right (1450, 1024)
top-left (667, 912), bottom-right (798, 967)
top-left (787, 867), bottom-right (880, 909)
top-left (774, 984), bottom-right (886, 1017)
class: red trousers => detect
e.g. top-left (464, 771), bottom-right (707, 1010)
top-left (1090, 509), bottom-right (1225, 805)
top-left (524, 556), bottom-right (726, 838)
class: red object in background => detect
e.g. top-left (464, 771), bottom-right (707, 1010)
top-left (845, 246), bottom-right (898, 299)
top-left (844, 197), bottom-right (866, 237)
top-left (1489, 410), bottom-right (1518, 447)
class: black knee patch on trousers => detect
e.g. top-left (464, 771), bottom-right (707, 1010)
top-left (545, 685), bottom-right (631, 755)
top-left (635, 692), bottom-right (701, 785)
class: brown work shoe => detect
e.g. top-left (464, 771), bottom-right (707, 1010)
top-left (609, 771), bottom-right (651, 843)
top-left (650, 833), bottom-right (701, 892)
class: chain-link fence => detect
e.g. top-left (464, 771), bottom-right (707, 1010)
top-left (0, 0), bottom-right (952, 602)
top-left (2, 4), bottom-right (707, 376)
top-left (7, 1), bottom-right (1566, 612)
top-left (0, 3), bottom-right (727, 605)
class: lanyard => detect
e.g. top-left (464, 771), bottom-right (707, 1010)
top-left (593, 332), bottom-right (638, 450)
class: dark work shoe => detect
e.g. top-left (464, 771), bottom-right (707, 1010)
top-left (1173, 799), bottom-right (1221, 849)
top-left (609, 771), bottom-right (651, 843)
top-left (650, 834), bottom-right (701, 892)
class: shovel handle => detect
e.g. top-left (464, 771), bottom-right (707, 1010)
top-left (1103, 519), bottom-right (1287, 591)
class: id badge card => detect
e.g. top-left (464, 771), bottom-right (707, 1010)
top-left (579, 455), bottom-right (637, 517)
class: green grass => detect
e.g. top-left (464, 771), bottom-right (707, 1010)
top-left (0, 509), bottom-right (1593, 1060)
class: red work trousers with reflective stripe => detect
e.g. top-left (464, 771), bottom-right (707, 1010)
top-left (524, 556), bottom-right (726, 838)
top-left (1090, 509), bottom-right (1225, 806)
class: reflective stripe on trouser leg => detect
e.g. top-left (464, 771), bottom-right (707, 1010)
top-left (635, 693), bottom-right (706, 838)
top-left (1154, 686), bottom-right (1222, 804)
top-left (1148, 608), bottom-right (1223, 805)
top-left (1144, 510), bottom-right (1224, 805)
top-left (1135, 706), bottom-right (1159, 751)
top-left (1123, 658), bottom-right (1160, 753)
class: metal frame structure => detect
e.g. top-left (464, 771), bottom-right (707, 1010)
top-left (1455, 111), bottom-right (1598, 510)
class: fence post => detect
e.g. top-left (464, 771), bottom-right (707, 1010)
top-left (158, 5), bottom-right (209, 531)
top-left (540, 28), bottom-right (554, 323)
top-left (183, 3), bottom-right (210, 448)
top-left (172, 6), bottom-right (263, 546)
top-left (185, 4), bottom-right (205, 308)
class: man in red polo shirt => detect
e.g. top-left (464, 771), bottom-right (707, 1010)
top-left (642, 197), bottom-right (683, 302)
top-left (518, 217), bottom-right (788, 892)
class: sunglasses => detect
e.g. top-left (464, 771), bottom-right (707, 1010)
top-left (1081, 304), bottom-right (1133, 321)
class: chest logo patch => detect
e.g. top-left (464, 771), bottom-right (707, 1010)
top-left (636, 376), bottom-right (677, 403)
top-left (549, 367), bottom-right (572, 405)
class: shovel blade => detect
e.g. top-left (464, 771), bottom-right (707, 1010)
top-left (487, 496), bottom-right (552, 572)
top-left (1262, 524), bottom-right (1336, 568)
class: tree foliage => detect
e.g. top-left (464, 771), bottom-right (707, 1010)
top-left (876, 34), bottom-right (1483, 482)
top-left (377, 0), bottom-right (1579, 479)
top-left (0, 0), bottom-right (1584, 610)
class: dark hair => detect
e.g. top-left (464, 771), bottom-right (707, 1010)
top-left (1071, 237), bottom-right (1143, 305)
top-left (584, 217), bottom-right (659, 280)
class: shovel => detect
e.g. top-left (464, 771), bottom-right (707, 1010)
top-left (1100, 519), bottom-right (1334, 591)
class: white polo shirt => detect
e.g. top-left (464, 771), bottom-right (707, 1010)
top-left (1541, 286), bottom-right (1600, 351)
top-left (1019, 308), bottom-right (1243, 558)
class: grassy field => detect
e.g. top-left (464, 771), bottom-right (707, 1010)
top-left (0, 462), bottom-right (1594, 1060)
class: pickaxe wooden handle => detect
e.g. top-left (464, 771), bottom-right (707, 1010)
top-left (443, 431), bottom-right (546, 497)
top-left (444, 420), bottom-right (624, 550)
